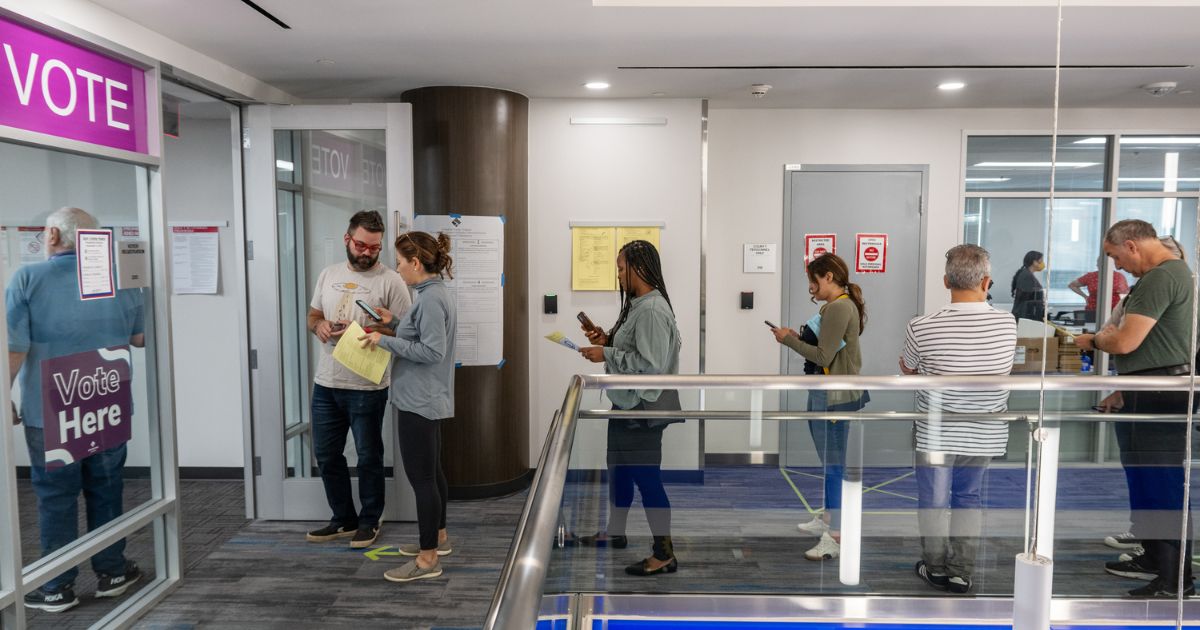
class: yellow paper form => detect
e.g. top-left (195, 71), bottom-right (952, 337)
top-left (571, 227), bottom-right (617, 291)
top-left (616, 226), bottom-right (660, 252)
top-left (332, 321), bottom-right (391, 385)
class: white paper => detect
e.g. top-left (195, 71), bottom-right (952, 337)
top-left (743, 243), bottom-right (777, 273)
top-left (19, 227), bottom-right (44, 264)
top-left (76, 229), bottom-right (115, 300)
top-left (411, 215), bottom-right (505, 366)
top-left (117, 240), bottom-right (150, 289)
top-left (171, 226), bottom-right (220, 294)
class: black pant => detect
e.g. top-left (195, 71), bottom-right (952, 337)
top-left (396, 410), bottom-right (449, 551)
top-left (607, 406), bottom-right (673, 561)
top-left (1121, 389), bottom-right (1194, 585)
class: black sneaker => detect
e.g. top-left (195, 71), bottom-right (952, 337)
top-left (947, 575), bottom-right (972, 594)
top-left (306, 523), bottom-right (357, 542)
top-left (24, 586), bottom-right (79, 612)
top-left (1127, 577), bottom-right (1196, 598)
top-left (350, 525), bottom-right (380, 549)
top-left (1106, 556), bottom-right (1158, 581)
top-left (96, 561), bottom-right (141, 598)
top-left (915, 561), bottom-right (949, 591)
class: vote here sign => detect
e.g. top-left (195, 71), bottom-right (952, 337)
top-left (40, 346), bottom-right (133, 469)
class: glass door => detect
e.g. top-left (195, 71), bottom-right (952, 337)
top-left (244, 104), bottom-right (416, 520)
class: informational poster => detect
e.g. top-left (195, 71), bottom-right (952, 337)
top-left (171, 226), bottom-right (220, 294)
top-left (40, 345), bottom-right (133, 469)
top-left (76, 228), bottom-right (115, 300)
top-left (743, 243), bottom-right (777, 273)
top-left (412, 214), bottom-right (504, 367)
top-left (855, 233), bottom-right (888, 273)
top-left (116, 240), bottom-right (150, 289)
top-left (616, 226), bottom-right (660, 252)
top-left (572, 227), bottom-right (617, 291)
top-left (805, 234), bottom-right (836, 263)
top-left (19, 226), bottom-right (44, 264)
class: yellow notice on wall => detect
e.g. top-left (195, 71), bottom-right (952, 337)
top-left (332, 321), bottom-right (392, 384)
top-left (616, 226), bottom-right (660, 252)
top-left (572, 227), bottom-right (617, 291)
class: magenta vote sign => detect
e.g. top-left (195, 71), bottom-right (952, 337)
top-left (1, 14), bottom-right (148, 154)
top-left (40, 346), bottom-right (133, 470)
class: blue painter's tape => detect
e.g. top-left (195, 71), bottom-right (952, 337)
top-left (501, 273), bottom-right (505, 287)
top-left (455, 362), bottom-right (463, 368)
top-left (449, 213), bottom-right (462, 219)
top-left (497, 358), bottom-right (506, 370)
top-left (499, 215), bottom-right (506, 224)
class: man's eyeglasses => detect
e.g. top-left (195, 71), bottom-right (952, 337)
top-left (349, 238), bottom-right (382, 254)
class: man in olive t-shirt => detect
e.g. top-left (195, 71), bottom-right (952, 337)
top-left (1077, 219), bottom-right (1195, 598)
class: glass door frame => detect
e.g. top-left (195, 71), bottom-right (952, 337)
top-left (0, 7), bottom-right (182, 628)
top-left (243, 103), bottom-right (416, 520)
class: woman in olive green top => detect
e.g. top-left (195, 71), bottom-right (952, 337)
top-left (579, 240), bottom-right (682, 577)
top-left (770, 253), bottom-right (867, 562)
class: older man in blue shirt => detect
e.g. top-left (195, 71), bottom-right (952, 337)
top-left (8, 207), bottom-right (144, 613)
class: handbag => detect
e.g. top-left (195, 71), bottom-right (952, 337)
top-left (641, 388), bottom-right (684, 429)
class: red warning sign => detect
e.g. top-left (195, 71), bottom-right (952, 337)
top-left (804, 234), bottom-right (836, 264)
top-left (855, 233), bottom-right (887, 273)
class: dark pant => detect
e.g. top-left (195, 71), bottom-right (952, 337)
top-left (24, 426), bottom-right (129, 593)
top-left (396, 410), bottom-right (449, 551)
top-left (311, 384), bottom-right (389, 529)
top-left (1120, 390), bottom-right (1194, 586)
top-left (606, 404), bottom-right (673, 561)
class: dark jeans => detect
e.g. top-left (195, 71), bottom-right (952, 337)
top-left (606, 403), bottom-right (673, 561)
top-left (915, 451), bottom-right (989, 578)
top-left (1119, 389), bottom-right (1194, 585)
top-left (806, 390), bottom-right (867, 530)
top-left (24, 426), bottom-right (128, 593)
top-left (311, 384), bottom-right (389, 529)
top-left (395, 410), bottom-right (449, 551)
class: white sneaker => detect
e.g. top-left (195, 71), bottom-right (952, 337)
top-left (804, 532), bottom-right (840, 561)
top-left (796, 515), bottom-right (829, 536)
top-left (1104, 532), bottom-right (1141, 550)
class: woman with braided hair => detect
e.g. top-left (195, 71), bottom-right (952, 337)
top-left (577, 239), bottom-right (682, 576)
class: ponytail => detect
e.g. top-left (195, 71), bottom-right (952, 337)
top-left (433, 232), bottom-right (454, 279)
top-left (846, 281), bottom-right (867, 334)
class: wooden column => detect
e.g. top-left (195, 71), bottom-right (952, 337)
top-left (401, 86), bottom-right (531, 498)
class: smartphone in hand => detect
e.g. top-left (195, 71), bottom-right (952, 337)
top-left (577, 311), bottom-right (597, 332)
top-left (355, 299), bottom-right (383, 322)
top-left (764, 320), bottom-right (779, 329)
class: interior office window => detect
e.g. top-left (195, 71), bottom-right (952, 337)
top-left (1114, 198), bottom-right (1199, 287)
top-left (965, 135), bottom-right (1109, 193)
top-left (1117, 135), bottom-right (1200, 193)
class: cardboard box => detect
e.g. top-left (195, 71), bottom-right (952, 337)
top-left (1013, 337), bottom-right (1059, 373)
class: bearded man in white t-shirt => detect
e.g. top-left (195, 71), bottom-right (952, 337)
top-left (304, 210), bottom-right (411, 549)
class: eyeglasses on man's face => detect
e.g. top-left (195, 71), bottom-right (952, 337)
top-left (349, 237), bottom-right (382, 254)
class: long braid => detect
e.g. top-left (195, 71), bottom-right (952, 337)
top-left (607, 240), bottom-right (672, 345)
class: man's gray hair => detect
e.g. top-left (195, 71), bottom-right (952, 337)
top-left (45, 207), bottom-right (98, 250)
top-left (945, 244), bottom-right (992, 290)
top-left (1105, 219), bottom-right (1157, 245)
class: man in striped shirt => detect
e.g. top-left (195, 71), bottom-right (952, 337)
top-left (900, 244), bottom-right (1017, 594)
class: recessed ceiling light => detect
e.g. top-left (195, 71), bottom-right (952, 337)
top-left (652, 92), bottom-right (666, 97)
top-left (938, 81), bottom-right (966, 91)
top-left (315, 59), bottom-right (335, 66)
top-left (584, 81), bottom-right (610, 90)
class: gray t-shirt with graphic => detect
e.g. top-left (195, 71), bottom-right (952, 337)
top-left (310, 262), bottom-right (411, 391)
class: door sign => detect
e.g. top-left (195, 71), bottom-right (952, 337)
top-left (855, 233), bottom-right (888, 273)
top-left (804, 234), bottom-right (836, 263)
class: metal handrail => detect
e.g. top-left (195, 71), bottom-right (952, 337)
top-left (580, 410), bottom-right (1190, 423)
top-left (483, 372), bottom-right (1199, 629)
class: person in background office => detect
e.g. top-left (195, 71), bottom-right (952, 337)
top-left (1068, 256), bottom-right (1129, 324)
top-left (360, 231), bottom-right (457, 583)
top-left (1078, 221), bottom-right (1195, 598)
top-left (577, 239), bottom-right (683, 577)
top-left (768, 252), bottom-right (869, 562)
top-left (1011, 250), bottom-right (1046, 321)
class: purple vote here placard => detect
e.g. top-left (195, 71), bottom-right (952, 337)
top-left (0, 14), bottom-right (148, 154)
top-left (40, 345), bottom-right (133, 470)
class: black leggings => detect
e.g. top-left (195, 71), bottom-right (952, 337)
top-left (396, 411), bottom-right (449, 551)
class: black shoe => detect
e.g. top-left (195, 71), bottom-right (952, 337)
top-left (350, 526), bottom-right (380, 549)
top-left (1106, 556), bottom-right (1158, 581)
top-left (578, 532), bottom-right (628, 549)
top-left (306, 523), bottom-right (357, 542)
top-left (24, 586), bottom-right (79, 612)
top-left (96, 561), bottom-right (142, 598)
top-left (1127, 577), bottom-right (1195, 598)
top-left (625, 556), bottom-right (678, 576)
top-left (915, 561), bottom-right (949, 591)
top-left (947, 575), bottom-right (972, 594)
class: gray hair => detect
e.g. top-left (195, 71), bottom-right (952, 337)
top-left (945, 244), bottom-right (992, 290)
top-left (1105, 219), bottom-right (1157, 245)
top-left (1161, 235), bottom-right (1185, 261)
top-left (45, 207), bottom-right (98, 250)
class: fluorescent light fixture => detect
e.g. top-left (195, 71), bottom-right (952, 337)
top-left (1073, 137), bottom-right (1107, 144)
top-left (938, 81), bottom-right (966, 91)
top-left (965, 177), bottom-right (1012, 183)
top-left (584, 81), bottom-right (610, 90)
top-left (973, 162), bottom-right (1099, 168)
top-left (275, 160), bottom-right (294, 171)
top-left (570, 117), bottom-right (667, 126)
top-left (1076, 136), bottom-right (1200, 145)
top-left (1118, 177), bottom-right (1200, 182)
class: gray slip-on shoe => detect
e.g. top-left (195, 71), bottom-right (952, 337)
top-left (398, 539), bottom-right (453, 557)
top-left (384, 560), bottom-right (443, 583)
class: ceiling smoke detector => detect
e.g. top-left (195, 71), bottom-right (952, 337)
top-left (1142, 82), bottom-right (1178, 96)
top-left (750, 83), bottom-right (772, 98)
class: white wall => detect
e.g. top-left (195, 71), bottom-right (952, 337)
top-left (527, 99), bottom-right (703, 467)
top-left (704, 107), bottom-right (1200, 454)
top-left (162, 115), bottom-right (246, 468)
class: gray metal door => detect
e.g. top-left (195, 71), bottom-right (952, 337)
top-left (780, 166), bottom-right (926, 467)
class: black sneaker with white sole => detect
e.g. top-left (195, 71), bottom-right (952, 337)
top-left (96, 561), bottom-right (141, 598)
top-left (1127, 576), bottom-right (1195, 598)
top-left (1105, 556), bottom-right (1159, 581)
top-left (350, 526), bottom-right (380, 549)
top-left (947, 575), bottom-right (972, 594)
top-left (915, 561), bottom-right (949, 591)
top-left (24, 586), bottom-right (79, 612)
top-left (306, 523), bottom-right (357, 542)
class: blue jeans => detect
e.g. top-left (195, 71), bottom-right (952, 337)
top-left (311, 384), bottom-right (389, 529)
top-left (806, 390), bottom-right (866, 530)
top-left (24, 426), bottom-right (128, 593)
top-left (915, 451), bottom-right (989, 577)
